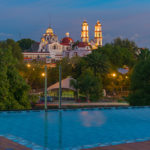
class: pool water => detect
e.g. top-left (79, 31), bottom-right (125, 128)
top-left (0, 107), bottom-right (150, 149)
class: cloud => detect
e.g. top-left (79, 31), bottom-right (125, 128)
top-left (0, 0), bottom-right (150, 48)
top-left (0, 33), bottom-right (13, 37)
top-left (130, 33), bottom-right (139, 41)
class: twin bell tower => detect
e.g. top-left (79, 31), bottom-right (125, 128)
top-left (81, 20), bottom-right (102, 47)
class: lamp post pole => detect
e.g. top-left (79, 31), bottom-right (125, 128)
top-left (45, 65), bottom-right (48, 111)
top-left (59, 65), bottom-right (62, 109)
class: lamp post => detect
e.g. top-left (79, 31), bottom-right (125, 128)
top-left (45, 65), bottom-right (48, 111)
top-left (27, 63), bottom-right (31, 68)
top-left (111, 73), bottom-right (117, 101)
top-left (59, 65), bottom-right (62, 109)
top-left (42, 66), bottom-right (48, 111)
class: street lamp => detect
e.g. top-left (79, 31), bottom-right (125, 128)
top-left (27, 63), bottom-right (31, 68)
top-left (42, 66), bottom-right (47, 111)
top-left (111, 73), bottom-right (117, 101)
top-left (59, 65), bottom-right (62, 109)
top-left (42, 73), bottom-right (45, 77)
top-left (112, 73), bottom-right (116, 78)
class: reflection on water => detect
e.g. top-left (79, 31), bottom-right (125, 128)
top-left (58, 111), bottom-right (62, 149)
top-left (79, 111), bottom-right (106, 127)
top-left (44, 111), bottom-right (63, 149)
top-left (44, 111), bottom-right (48, 149)
top-left (43, 110), bottom-right (105, 149)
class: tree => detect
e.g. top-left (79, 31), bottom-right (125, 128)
top-left (95, 44), bottom-right (135, 97)
top-left (70, 79), bottom-right (79, 101)
top-left (138, 48), bottom-right (150, 61)
top-left (78, 69), bottom-right (103, 101)
top-left (84, 50), bottom-right (109, 75)
top-left (22, 63), bottom-right (45, 90)
top-left (18, 38), bottom-right (36, 51)
top-left (0, 48), bottom-right (31, 110)
top-left (112, 37), bottom-right (138, 55)
top-left (98, 44), bottom-right (135, 69)
top-left (0, 39), bottom-right (23, 63)
top-left (128, 59), bottom-right (150, 106)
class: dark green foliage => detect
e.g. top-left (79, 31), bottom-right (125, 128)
top-left (112, 38), bottom-right (138, 55)
top-left (138, 48), bottom-right (150, 61)
top-left (78, 69), bottom-right (103, 101)
top-left (72, 57), bottom-right (86, 79)
top-left (70, 79), bottom-right (79, 101)
top-left (84, 50), bottom-right (109, 75)
top-left (98, 43), bottom-right (136, 69)
top-left (128, 59), bottom-right (150, 106)
top-left (18, 38), bottom-right (36, 51)
top-left (29, 94), bottom-right (39, 107)
top-left (48, 58), bottom-right (73, 85)
top-left (0, 39), bottom-right (23, 63)
top-left (72, 40), bottom-right (80, 49)
top-left (23, 63), bottom-right (44, 89)
top-left (0, 48), bottom-right (31, 110)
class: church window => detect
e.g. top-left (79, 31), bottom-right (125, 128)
top-left (53, 45), bottom-right (57, 49)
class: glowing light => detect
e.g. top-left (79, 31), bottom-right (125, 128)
top-left (42, 73), bottom-right (45, 77)
top-left (112, 73), bottom-right (116, 77)
top-left (27, 64), bottom-right (31, 68)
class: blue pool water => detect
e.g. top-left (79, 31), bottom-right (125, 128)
top-left (0, 107), bottom-right (150, 149)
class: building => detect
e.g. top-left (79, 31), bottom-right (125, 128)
top-left (81, 20), bottom-right (89, 43)
top-left (94, 20), bottom-right (103, 47)
top-left (38, 26), bottom-right (64, 61)
top-left (23, 52), bottom-right (50, 62)
top-left (22, 20), bottom-right (103, 62)
top-left (60, 32), bottom-right (74, 51)
top-left (47, 77), bottom-right (75, 100)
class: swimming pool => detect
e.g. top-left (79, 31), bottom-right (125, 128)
top-left (0, 107), bottom-right (150, 149)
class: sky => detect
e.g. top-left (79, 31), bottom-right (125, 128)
top-left (0, 0), bottom-right (150, 48)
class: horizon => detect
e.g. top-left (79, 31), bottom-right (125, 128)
top-left (0, 0), bottom-right (150, 48)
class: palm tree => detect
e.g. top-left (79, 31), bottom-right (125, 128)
top-left (70, 79), bottom-right (79, 102)
top-left (84, 50), bottom-right (109, 76)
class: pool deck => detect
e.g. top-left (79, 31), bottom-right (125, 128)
top-left (36, 102), bottom-right (129, 109)
top-left (84, 141), bottom-right (150, 150)
top-left (0, 136), bottom-right (31, 150)
top-left (1, 136), bottom-right (150, 150)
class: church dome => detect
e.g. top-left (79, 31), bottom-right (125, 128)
top-left (46, 27), bottom-right (53, 35)
top-left (61, 37), bottom-right (74, 45)
top-left (61, 32), bottom-right (73, 45)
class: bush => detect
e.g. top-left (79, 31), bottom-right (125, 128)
top-left (29, 95), bottom-right (39, 107)
top-left (128, 59), bottom-right (150, 106)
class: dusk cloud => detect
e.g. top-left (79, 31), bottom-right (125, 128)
top-left (0, 0), bottom-right (150, 48)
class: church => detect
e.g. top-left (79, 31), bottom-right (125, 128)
top-left (23, 20), bottom-right (103, 62)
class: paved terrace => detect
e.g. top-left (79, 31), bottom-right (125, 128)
top-left (1, 136), bottom-right (150, 150)
top-left (84, 141), bottom-right (150, 150)
top-left (36, 102), bottom-right (129, 109)
top-left (0, 136), bottom-right (31, 150)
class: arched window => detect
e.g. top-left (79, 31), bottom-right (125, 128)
top-left (53, 45), bottom-right (57, 49)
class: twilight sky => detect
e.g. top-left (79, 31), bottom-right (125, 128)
top-left (0, 0), bottom-right (150, 48)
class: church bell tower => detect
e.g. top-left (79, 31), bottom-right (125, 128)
top-left (81, 20), bottom-right (89, 43)
top-left (95, 20), bottom-right (102, 47)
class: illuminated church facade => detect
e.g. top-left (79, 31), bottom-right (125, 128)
top-left (25, 20), bottom-right (103, 61)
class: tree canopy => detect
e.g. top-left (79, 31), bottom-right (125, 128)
top-left (78, 69), bottom-right (103, 101)
top-left (0, 48), bottom-right (31, 110)
top-left (0, 39), bottom-right (23, 63)
top-left (18, 38), bottom-right (36, 51)
top-left (128, 59), bottom-right (150, 106)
